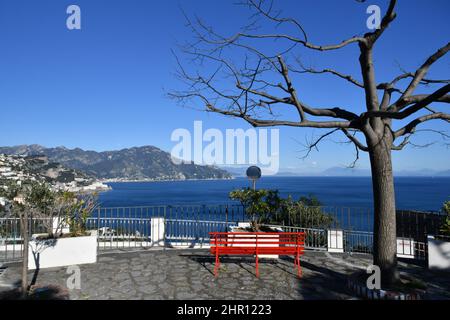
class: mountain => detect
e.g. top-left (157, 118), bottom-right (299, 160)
top-left (219, 166), bottom-right (247, 177)
top-left (394, 169), bottom-right (439, 176)
top-left (437, 169), bottom-right (450, 176)
top-left (269, 167), bottom-right (450, 177)
top-left (0, 145), bottom-right (232, 181)
top-left (321, 167), bottom-right (372, 176)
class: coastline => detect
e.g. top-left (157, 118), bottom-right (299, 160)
top-left (101, 176), bottom-right (235, 184)
top-left (97, 176), bottom-right (450, 211)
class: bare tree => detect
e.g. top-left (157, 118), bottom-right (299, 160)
top-left (170, 0), bottom-right (450, 284)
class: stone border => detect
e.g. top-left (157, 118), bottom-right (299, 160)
top-left (347, 275), bottom-right (424, 300)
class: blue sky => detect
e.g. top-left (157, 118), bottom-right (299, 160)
top-left (0, 0), bottom-right (448, 173)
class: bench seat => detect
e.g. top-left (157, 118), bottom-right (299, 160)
top-left (209, 231), bottom-right (306, 278)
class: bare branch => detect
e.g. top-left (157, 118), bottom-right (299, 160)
top-left (341, 129), bottom-right (369, 151)
top-left (388, 72), bottom-right (450, 88)
top-left (242, 0), bottom-right (308, 41)
top-left (391, 135), bottom-right (410, 150)
top-left (399, 42), bottom-right (450, 99)
top-left (414, 129), bottom-right (450, 140)
top-left (172, 0), bottom-right (449, 162)
top-left (291, 60), bottom-right (365, 89)
top-left (364, 84), bottom-right (450, 120)
top-left (348, 144), bottom-right (361, 168)
top-left (365, 0), bottom-right (397, 44)
top-left (211, 0), bottom-right (366, 52)
top-left (206, 103), bottom-right (355, 129)
top-left (388, 92), bottom-right (450, 113)
top-left (231, 32), bottom-right (364, 51)
top-left (298, 128), bottom-right (363, 168)
top-left (299, 129), bottom-right (340, 159)
top-left (354, 1), bottom-right (398, 137)
top-left (391, 134), bottom-right (437, 151)
top-left (394, 112), bottom-right (450, 138)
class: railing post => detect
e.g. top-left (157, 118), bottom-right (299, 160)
top-left (225, 206), bottom-right (228, 232)
top-left (327, 229), bottom-right (344, 253)
top-left (163, 206), bottom-right (166, 251)
top-left (151, 216), bottom-right (165, 247)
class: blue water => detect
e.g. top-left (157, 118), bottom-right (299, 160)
top-left (99, 177), bottom-right (450, 212)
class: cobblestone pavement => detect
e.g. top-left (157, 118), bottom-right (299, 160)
top-left (1, 249), bottom-right (449, 300)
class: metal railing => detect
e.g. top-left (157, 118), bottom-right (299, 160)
top-left (85, 205), bottom-right (246, 250)
top-left (1, 205), bottom-right (444, 262)
top-left (397, 210), bottom-right (447, 242)
top-left (344, 230), bottom-right (373, 254)
top-left (264, 224), bottom-right (327, 250)
top-left (0, 217), bottom-right (51, 262)
top-left (275, 206), bottom-right (374, 232)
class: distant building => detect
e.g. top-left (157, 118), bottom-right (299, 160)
top-left (13, 195), bottom-right (25, 204)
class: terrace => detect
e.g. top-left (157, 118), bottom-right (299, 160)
top-left (1, 249), bottom-right (450, 300)
top-left (1, 205), bottom-right (449, 300)
top-left (0, 249), bottom-right (450, 300)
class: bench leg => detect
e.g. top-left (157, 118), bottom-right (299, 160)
top-left (255, 254), bottom-right (259, 278)
top-left (214, 250), bottom-right (220, 277)
top-left (296, 254), bottom-right (302, 278)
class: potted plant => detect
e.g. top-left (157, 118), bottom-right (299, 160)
top-left (228, 188), bottom-right (283, 258)
top-left (427, 201), bottom-right (450, 270)
top-left (27, 183), bottom-right (99, 270)
top-left (229, 188), bottom-right (281, 231)
top-left (228, 189), bottom-right (335, 252)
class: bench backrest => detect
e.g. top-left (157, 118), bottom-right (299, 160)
top-left (209, 232), bottom-right (305, 247)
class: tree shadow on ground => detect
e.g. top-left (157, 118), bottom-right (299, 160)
top-left (0, 260), bottom-right (69, 300)
top-left (0, 281), bottom-right (70, 300)
top-left (181, 253), bottom-right (268, 277)
top-left (398, 257), bottom-right (427, 268)
top-left (291, 259), bottom-right (354, 299)
top-left (180, 252), bottom-right (356, 299)
top-left (397, 265), bottom-right (450, 299)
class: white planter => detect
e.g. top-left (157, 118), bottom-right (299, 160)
top-left (237, 222), bottom-right (251, 229)
top-left (227, 225), bottom-right (280, 259)
top-left (28, 234), bottom-right (97, 270)
top-left (427, 235), bottom-right (450, 270)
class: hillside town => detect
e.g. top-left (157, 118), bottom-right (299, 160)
top-left (0, 154), bottom-right (110, 202)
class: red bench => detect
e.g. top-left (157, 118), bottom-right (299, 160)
top-left (209, 232), bottom-right (305, 278)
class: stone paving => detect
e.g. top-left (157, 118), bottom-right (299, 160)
top-left (1, 249), bottom-right (449, 300)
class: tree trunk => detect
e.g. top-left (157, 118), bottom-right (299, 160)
top-left (20, 211), bottom-right (29, 298)
top-left (368, 133), bottom-right (399, 285)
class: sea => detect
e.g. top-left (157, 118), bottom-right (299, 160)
top-left (98, 176), bottom-right (450, 212)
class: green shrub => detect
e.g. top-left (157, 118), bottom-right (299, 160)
top-left (440, 201), bottom-right (450, 236)
top-left (23, 182), bottom-right (98, 237)
top-left (229, 188), bottom-right (277, 230)
top-left (66, 192), bottom-right (98, 236)
top-left (229, 188), bottom-right (333, 230)
top-left (276, 194), bottom-right (334, 228)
